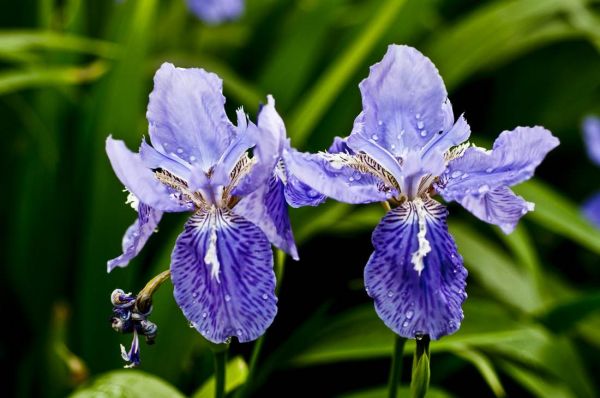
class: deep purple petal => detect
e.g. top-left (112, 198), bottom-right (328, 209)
top-left (147, 63), bottom-right (235, 171)
top-left (350, 45), bottom-right (451, 157)
top-left (457, 186), bottom-right (534, 234)
top-left (108, 203), bottom-right (163, 272)
top-left (583, 191), bottom-right (600, 229)
top-left (186, 0), bottom-right (244, 24)
top-left (364, 198), bottom-right (467, 340)
top-left (234, 175), bottom-right (299, 260)
top-left (171, 210), bottom-right (277, 344)
top-left (438, 126), bottom-right (558, 231)
top-left (282, 147), bottom-right (390, 204)
top-left (583, 116), bottom-right (600, 166)
top-left (106, 137), bottom-right (190, 212)
top-left (233, 96), bottom-right (283, 197)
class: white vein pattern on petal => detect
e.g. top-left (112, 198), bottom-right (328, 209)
top-left (204, 218), bottom-right (221, 282)
top-left (411, 197), bottom-right (431, 275)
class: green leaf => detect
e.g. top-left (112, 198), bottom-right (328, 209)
top-left (192, 356), bottom-right (249, 398)
top-left (0, 62), bottom-right (109, 96)
top-left (450, 347), bottom-right (505, 397)
top-left (539, 291), bottom-right (600, 333)
top-left (499, 361), bottom-right (575, 398)
top-left (69, 370), bottom-right (185, 398)
top-left (514, 180), bottom-right (600, 255)
top-left (288, 0), bottom-right (407, 147)
top-left (339, 386), bottom-right (455, 398)
top-left (0, 30), bottom-right (119, 59)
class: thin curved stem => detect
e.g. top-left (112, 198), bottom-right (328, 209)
top-left (388, 335), bottom-right (407, 398)
top-left (214, 348), bottom-right (227, 398)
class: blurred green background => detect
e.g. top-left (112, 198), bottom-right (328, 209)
top-left (2, 0), bottom-right (600, 397)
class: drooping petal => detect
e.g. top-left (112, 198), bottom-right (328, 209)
top-left (106, 137), bottom-right (191, 212)
top-left (186, 0), bottom-right (244, 24)
top-left (364, 198), bottom-right (467, 340)
top-left (232, 96), bottom-right (283, 197)
top-left (107, 203), bottom-right (163, 272)
top-left (350, 45), bottom-right (450, 158)
top-left (120, 329), bottom-right (140, 368)
top-left (283, 147), bottom-right (391, 204)
top-left (234, 175), bottom-right (299, 260)
top-left (438, 126), bottom-right (558, 231)
top-left (171, 210), bottom-right (277, 344)
top-left (457, 186), bottom-right (534, 234)
top-left (147, 63), bottom-right (235, 172)
top-left (583, 191), bottom-right (600, 229)
top-left (583, 116), bottom-right (600, 166)
top-left (283, 170), bottom-right (326, 208)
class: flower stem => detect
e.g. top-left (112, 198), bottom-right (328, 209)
top-left (214, 347), bottom-right (227, 398)
top-left (235, 250), bottom-right (286, 398)
top-left (388, 335), bottom-right (407, 398)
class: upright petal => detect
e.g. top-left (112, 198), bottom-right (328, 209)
top-left (139, 139), bottom-right (192, 181)
top-left (232, 96), bottom-right (283, 197)
top-left (583, 192), bottom-right (600, 229)
top-left (106, 137), bottom-right (191, 212)
top-left (171, 210), bottom-right (277, 344)
top-left (234, 175), bottom-right (299, 260)
top-left (283, 147), bottom-right (391, 204)
top-left (438, 126), bottom-right (558, 231)
top-left (147, 63), bottom-right (235, 172)
top-left (108, 203), bottom-right (163, 272)
top-left (583, 116), bottom-right (600, 166)
top-left (186, 0), bottom-right (244, 24)
top-left (350, 45), bottom-right (450, 157)
top-left (364, 198), bottom-right (467, 340)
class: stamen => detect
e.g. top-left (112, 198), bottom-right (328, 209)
top-left (323, 152), bottom-right (400, 192)
top-left (154, 169), bottom-right (202, 207)
top-left (445, 142), bottom-right (471, 162)
top-left (411, 198), bottom-right (431, 275)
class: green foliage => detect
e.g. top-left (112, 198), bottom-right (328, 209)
top-left (3, 0), bottom-right (599, 397)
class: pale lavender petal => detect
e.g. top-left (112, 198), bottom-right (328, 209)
top-left (364, 198), bottom-right (467, 340)
top-left (186, 0), bottom-right (244, 24)
top-left (283, 147), bottom-right (391, 204)
top-left (139, 139), bottom-right (191, 180)
top-left (108, 203), bottom-right (163, 272)
top-left (147, 63), bottom-right (235, 172)
top-left (458, 186), bottom-right (534, 234)
top-left (328, 136), bottom-right (353, 154)
top-left (283, 171), bottom-right (326, 208)
top-left (106, 137), bottom-right (190, 212)
top-left (350, 45), bottom-right (450, 157)
top-left (583, 116), bottom-right (600, 166)
top-left (438, 126), bottom-right (558, 231)
top-left (583, 192), bottom-right (600, 228)
top-left (234, 175), bottom-right (298, 260)
top-left (233, 96), bottom-right (283, 197)
top-left (171, 210), bottom-right (277, 344)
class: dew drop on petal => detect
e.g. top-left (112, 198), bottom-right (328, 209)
top-left (461, 173), bottom-right (469, 179)
top-left (177, 148), bottom-right (183, 154)
top-left (349, 176), bottom-right (355, 182)
top-left (478, 184), bottom-right (490, 194)
top-left (225, 295), bottom-right (231, 302)
top-left (236, 329), bottom-right (243, 336)
top-left (486, 167), bottom-right (493, 173)
top-left (372, 134), bottom-right (378, 141)
top-left (420, 130), bottom-right (427, 137)
top-left (416, 113), bottom-right (421, 119)
top-left (378, 120), bottom-right (384, 126)
top-left (387, 290), bottom-right (394, 298)
top-left (402, 321), bottom-right (409, 328)
top-left (451, 171), bottom-right (462, 179)
top-left (262, 293), bottom-right (268, 300)
top-left (417, 121), bottom-right (425, 129)
top-left (190, 156), bottom-right (196, 162)
top-left (406, 310), bottom-right (414, 319)
top-left (202, 312), bottom-right (208, 318)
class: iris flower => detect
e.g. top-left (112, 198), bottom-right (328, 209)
top-left (186, 0), bottom-right (244, 24)
top-left (582, 116), bottom-right (600, 227)
top-left (106, 63), bottom-right (302, 345)
top-left (285, 45), bottom-right (559, 340)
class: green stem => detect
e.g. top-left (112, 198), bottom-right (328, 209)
top-left (235, 250), bottom-right (286, 398)
top-left (214, 348), bottom-right (227, 398)
top-left (388, 335), bottom-right (407, 398)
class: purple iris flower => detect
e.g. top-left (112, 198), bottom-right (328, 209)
top-left (106, 63), bottom-right (304, 345)
top-left (186, 0), bottom-right (244, 24)
top-left (284, 45), bottom-right (559, 340)
top-left (582, 116), bottom-right (600, 228)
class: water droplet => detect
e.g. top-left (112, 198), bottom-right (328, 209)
top-left (163, 142), bottom-right (169, 147)
top-left (202, 312), bottom-right (208, 318)
top-left (353, 173), bottom-right (362, 181)
top-left (262, 293), bottom-right (268, 300)
top-left (177, 148), bottom-right (183, 154)
top-left (461, 173), bottom-right (469, 179)
top-left (402, 321), bottom-right (409, 327)
top-left (420, 130), bottom-right (427, 137)
top-left (225, 295), bottom-right (231, 302)
top-left (391, 144), bottom-right (396, 149)
top-left (192, 292), bottom-right (197, 298)
top-left (387, 290), bottom-right (394, 298)
top-left (349, 176), bottom-right (355, 182)
top-left (478, 184), bottom-right (489, 194)
top-left (416, 113), bottom-right (421, 119)
top-left (449, 320), bottom-right (456, 327)
top-left (451, 171), bottom-right (462, 178)
top-left (372, 134), bottom-right (378, 141)
top-left (190, 155), bottom-right (196, 162)
top-left (365, 286), bottom-right (370, 295)
top-left (378, 120), bottom-right (383, 126)
top-left (485, 167), bottom-right (493, 173)
top-left (308, 189), bottom-right (318, 197)
top-left (189, 322), bottom-right (196, 329)
top-left (236, 329), bottom-right (243, 336)
top-left (417, 121), bottom-right (425, 129)
top-left (406, 310), bottom-right (414, 319)
top-left (415, 332), bottom-right (425, 340)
